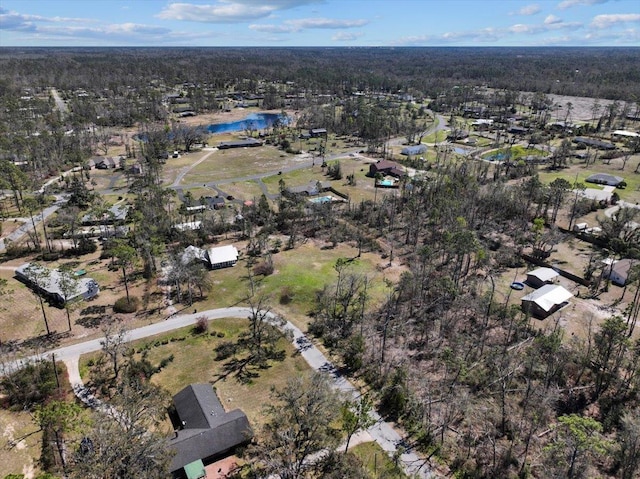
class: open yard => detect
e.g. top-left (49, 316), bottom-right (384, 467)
top-left (80, 318), bottom-right (312, 429)
top-left (181, 144), bottom-right (305, 184)
top-left (536, 158), bottom-right (640, 204)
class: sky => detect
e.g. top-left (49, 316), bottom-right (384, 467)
top-left (0, 0), bottom-right (639, 47)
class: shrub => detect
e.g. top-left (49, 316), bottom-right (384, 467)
top-left (253, 261), bottom-right (274, 276)
top-left (113, 296), bottom-right (140, 313)
top-left (279, 286), bottom-right (293, 304)
top-left (215, 341), bottom-right (237, 360)
top-left (193, 315), bottom-right (209, 334)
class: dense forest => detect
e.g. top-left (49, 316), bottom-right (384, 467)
top-left (1, 47), bottom-right (639, 100)
top-left (1, 46), bottom-right (640, 479)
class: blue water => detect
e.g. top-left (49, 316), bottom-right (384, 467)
top-left (309, 196), bottom-right (332, 204)
top-left (207, 113), bottom-right (289, 134)
top-left (453, 147), bottom-right (471, 155)
top-left (487, 152), bottom-right (507, 161)
top-left (379, 179), bottom-right (395, 186)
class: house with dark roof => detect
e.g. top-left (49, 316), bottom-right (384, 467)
top-left (586, 173), bottom-right (624, 187)
top-left (169, 384), bottom-right (253, 478)
top-left (202, 196), bottom-right (226, 209)
top-left (309, 128), bottom-right (327, 138)
top-left (573, 137), bottom-right (616, 150)
top-left (218, 138), bottom-right (262, 149)
top-left (368, 160), bottom-right (405, 178)
top-left (287, 180), bottom-right (331, 196)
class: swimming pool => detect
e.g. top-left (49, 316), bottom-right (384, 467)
top-left (309, 195), bottom-right (333, 204)
top-left (207, 113), bottom-right (289, 134)
top-left (378, 179), bottom-right (396, 187)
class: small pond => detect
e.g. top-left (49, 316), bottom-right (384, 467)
top-left (207, 112), bottom-right (289, 134)
top-left (453, 147), bottom-right (472, 155)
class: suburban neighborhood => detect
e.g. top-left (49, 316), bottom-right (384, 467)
top-left (0, 43), bottom-right (639, 479)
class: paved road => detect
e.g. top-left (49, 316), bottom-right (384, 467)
top-left (0, 194), bottom-right (68, 252)
top-left (4, 307), bottom-right (435, 478)
top-left (50, 88), bottom-right (68, 116)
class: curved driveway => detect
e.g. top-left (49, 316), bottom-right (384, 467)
top-left (5, 307), bottom-right (435, 478)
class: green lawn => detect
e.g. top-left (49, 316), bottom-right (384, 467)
top-left (262, 166), bottom-right (329, 195)
top-left (181, 144), bottom-right (297, 184)
top-left (422, 130), bottom-right (449, 144)
top-left (188, 240), bottom-right (392, 331)
top-left (482, 145), bottom-right (548, 160)
top-left (81, 319), bottom-right (312, 429)
top-left (350, 442), bottom-right (407, 478)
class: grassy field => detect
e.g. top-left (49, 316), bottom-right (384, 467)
top-left (422, 130), bottom-right (449, 144)
top-left (191, 239), bottom-right (399, 331)
top-left (536, 160), bottom-right (640, 203)
top-left (181, 144), bottom-right (300, 184)
top-left (80, 318), bottom-right (312, 429)
top-left (350, 442), bottom-right (407, 478)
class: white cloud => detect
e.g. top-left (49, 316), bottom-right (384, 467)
top-left (0, 9), bottom-right (92, 32)
top-left (544, 14), bottom-right (562, 24)
top-left (591, 13), bottom-right (640, 28)
top-left (157, 0), bottom-right (322, 23)
top-left (332, 31), bottom-right (363, 41)
top-left (250, 17), bottom-right (368, 33)
top-left (510, 4), bottom-right (541, 16)
top-left (557, 0), bottom-right (610, 10)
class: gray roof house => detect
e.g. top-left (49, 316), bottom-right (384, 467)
top-left (169, 384), bottom-right (253, 478)
top-left (287, 180), bottom-right (331, 196)
top-left (521, 284), bottom-right (573, 319)
top-left (607, 259), bottom-right (636, 286)
top-left (585, 173), bottom-right (624, 187)
top-left (401, 145), bottom-right (427, 156)
top-left (15, 263), bottom-right (99, 305)
top-left (217, 138), bottom-right (262, 149)
top-left (526, 267), bottom-right (559, 289)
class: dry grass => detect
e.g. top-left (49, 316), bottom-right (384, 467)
top-left (0, 409), bottom-right (42, 478)
top-left (181, 145), bottom-right (300, 184)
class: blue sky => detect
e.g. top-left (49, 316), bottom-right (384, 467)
top-left (1, 0), bottom-right (639, 47)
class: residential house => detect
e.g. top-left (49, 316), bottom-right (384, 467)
top-left (206, 245), bottom-right (239, 269)
top-left (521, 284), bottom-right (573, 319)
top-left (526, 267), bottom-right (559, 288)
top-left (309, 128), bottom-right (327, 138)
top-left (95, 157), bottom-right (119, 169)
top-left (401, 145), bottom-right (427, 156)
top-left (585, 173), bottom-right (625, 187)
top-left (287, 180), bottom-right (331, 196)
top-left (181, 246), bottom-right (209, 266)
top-left (606, 259), bottom-right (636, 286)
top-left (81, 204), bottom-right (129, 226)
top-left (15, 263), bottom-right (99, 305)
top-left (202, 196), bottom-right (225, 210)
top-left (368, 160), bottom-right (405, 178)
top-left (217, 138), bottom-right (262, 149)
top-left (174, 221), bottom-right (202, 232)
top-left (573, 137), bottom-right (616, 151)
top-left (169, 384), bottom-right (253, 478)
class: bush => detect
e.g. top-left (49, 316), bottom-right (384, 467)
top-left (113, 295), bottom-right (140, 313)
top-left (253, 261), bottom-right (274, 276)
top-left (215, 341), bottom-right (237, 360)
top-left (193, 315), bottom-right (209, 334)
top-left (279, 286), bottom-right (293, 304)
